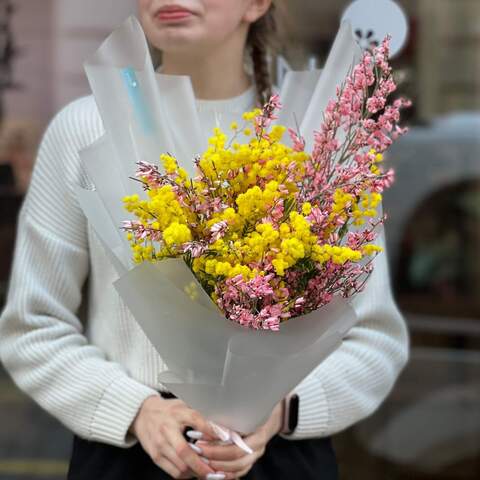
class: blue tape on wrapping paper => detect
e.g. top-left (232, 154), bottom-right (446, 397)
top-left (121, 67), bottom-right (154, 136)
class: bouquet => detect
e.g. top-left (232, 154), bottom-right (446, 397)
top-left (75, 16), bottom-right (410, 435)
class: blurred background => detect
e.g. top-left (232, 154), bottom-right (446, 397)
top-left (0, 0), bottom-right (479, 478)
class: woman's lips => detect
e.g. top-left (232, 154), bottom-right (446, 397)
top-left (156, 8), bottom-right (194, 22)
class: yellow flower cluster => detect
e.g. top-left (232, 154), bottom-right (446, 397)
top-left (234, 213), bottom-right (302, 275)
top-left (130, 243), bottom-right (155, 264)
top-left (236, 181), bottom-right (281, 220)
top-left (123, 184), bottom-right (191, 262)
top-left (330, 188), bottom-right (383, 227)
top-left (124, 186), bottom-right (187, 229)
top-left (369, 148), bottom-right (384, 175)
top-left (195, 119), bottom-right (307, 196)
top-left (350, 191), bottom-right (383, 226)
top-left (331, 189), bottom-right (354, 217)
top-left (311, 245), bottom-right (362, 265)
top-left (362, 244), bottom-right (383, 256)
top-left (269, 212), bottom-right (317, 275)
top-left (163, 222), bottom-right (192, 247)
top-left (160, 153), bottom-right (188, 186)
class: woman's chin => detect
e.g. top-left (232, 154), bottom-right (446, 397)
top-left (153, 32), bottom-right (207, 54)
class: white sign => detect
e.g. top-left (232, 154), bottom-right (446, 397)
top-left (341, 0), bottom-right (409, 58)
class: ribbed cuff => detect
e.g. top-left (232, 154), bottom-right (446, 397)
top-left (280, 375), bottom-right (329, 440)
top-left (89, 373), bottom-right (161, 448)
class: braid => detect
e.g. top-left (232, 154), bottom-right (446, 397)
top-left (248, 5), bottom-right (280, 108)
top-left (250, 27), bottom-right (272, 107)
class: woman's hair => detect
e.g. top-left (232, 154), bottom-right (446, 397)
top-left (247, 2), bottom-right (281, 107)
top-left (149, 2), bottom-right (283, 108)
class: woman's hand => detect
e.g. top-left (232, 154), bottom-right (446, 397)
top-left (129, 395), bottom-right (221, 479)
top-left (197, 402), bottom-right (284, 480)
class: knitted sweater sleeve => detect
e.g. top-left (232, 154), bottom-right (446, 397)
top-left (0, 97), bottom-right (160, 448)
top-left (284, 225), bottom-right (410, 439)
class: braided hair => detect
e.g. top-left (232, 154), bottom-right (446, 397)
top-left (247, 3), bottom-right (281, 108)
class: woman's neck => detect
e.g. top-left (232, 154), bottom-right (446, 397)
top-left (160, 34), bottom-right (253, 100)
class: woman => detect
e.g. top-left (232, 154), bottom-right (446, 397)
top-left (0, 1), bottom-right (409, 479)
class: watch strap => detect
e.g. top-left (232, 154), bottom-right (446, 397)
top-left (281, 393), bottom-right (299, 435)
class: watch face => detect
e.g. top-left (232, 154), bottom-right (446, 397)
top-left (288, 394), bottom-right (300, 433)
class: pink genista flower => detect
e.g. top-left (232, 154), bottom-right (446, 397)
top-left (121, 220), bottom-right (163, 242)
top-left (303, 275), bottom-right (333, 308)
top-left (391, 125), bottom-right (409, 141)
top-left (210, 198), bottom-right (224, 214)
top-left (135, 160), bottom-right (164, 188)
top-left (135, 160), bottom-right (159, 178)
top-left (254, 304), bottom-right (285, 331)
top-left (228, 306), bottom-right (256, 329)
top-left (288, 127), bottom-right (306, 152)
top-left (366, 95), bottom-right (386, 114)
top-left (183, 241), bottom-right (208, 258)
top-left (216, 273), bottom-right (293, 330)
top-left (375, 36), bottom-right (392, 73)
top-left (210, 220), bottom-right (229, 241)
top-left (268, 93), bottom-right (282, 111)
top-left (294, 297), bottom-right (305, 309)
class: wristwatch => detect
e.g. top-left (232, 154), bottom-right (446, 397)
top-left (280, 393), bottom-right (299, 435)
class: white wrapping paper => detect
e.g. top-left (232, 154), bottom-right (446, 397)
top-left (76, 15), bottom-right (363, 433)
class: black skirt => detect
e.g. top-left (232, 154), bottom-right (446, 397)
top-left (67, 432), bottom-right (338, 480)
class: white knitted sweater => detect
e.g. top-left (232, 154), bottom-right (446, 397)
top-left (0, 84), bottom-right (409, 449)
